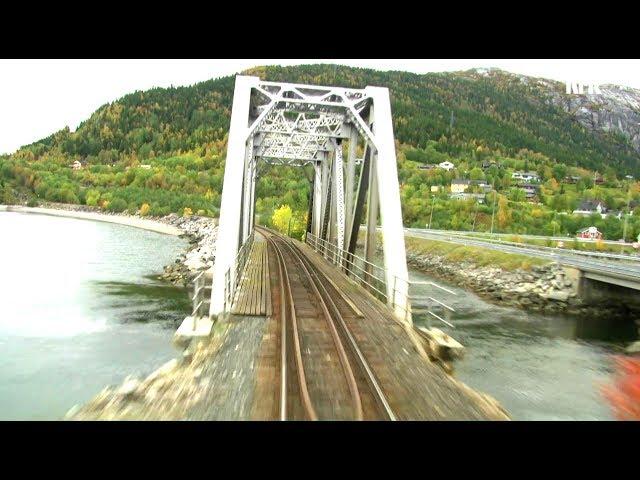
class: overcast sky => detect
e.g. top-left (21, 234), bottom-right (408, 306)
top-left (1, 59), bottom-right (639, 155)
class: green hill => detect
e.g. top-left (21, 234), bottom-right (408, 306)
top-left (1, 64), bottom-right (639, 240)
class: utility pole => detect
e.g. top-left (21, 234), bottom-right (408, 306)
top-left (471, 201), bottom-right (479, 232)
top-left (428, 195), bottom-right (436, 229)
top-left (490, 180), bottom-right (497, 235)
top-left (622, 181), bottom-right (631, 253)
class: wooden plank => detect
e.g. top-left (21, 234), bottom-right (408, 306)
top-left (233, 242), bottom-right (257, 315)
top-left (246, 245), bottom-right (257, 315)
top-left (256, 242), bottom-right (265, 315)
top-left (250, 243), bottom-right (261, 315)
top-left (261, 246), bottom-right (267, 315)
top-left (230, 237), bottom-right (273, 317)
top-left (260, 247), bottom-right (267, 315)
top-left (264, 244), bottom-right (272, 316)
top-left (251, 244), bottom-right (260, 315)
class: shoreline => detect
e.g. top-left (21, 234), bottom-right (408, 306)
top-left (0, 203), bottom-right (218, 288)
top-left (0, 205), bottom-right (183, 236)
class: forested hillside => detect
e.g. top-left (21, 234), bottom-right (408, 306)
top-left (1, 64), bottom-right (639, 240)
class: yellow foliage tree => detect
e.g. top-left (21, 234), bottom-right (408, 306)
top-left (183, 207), bottom-right (193, 217)
top-left (140, 203), bottom-right (150, 216)
top-left (497, 195), bottom-right (512, 229)
top-left (272, 205), bottom-right (307, 239)
top-left (272, 205), bottom-right (293, 235)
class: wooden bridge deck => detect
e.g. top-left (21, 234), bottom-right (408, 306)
top-left (231, 235), bottom-right (272, 316)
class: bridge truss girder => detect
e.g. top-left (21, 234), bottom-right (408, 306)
top-left (210, 76), bottom-right (410, 321)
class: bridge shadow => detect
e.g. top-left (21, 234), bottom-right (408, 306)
top-left (87, 279), bottom-right (191, 327)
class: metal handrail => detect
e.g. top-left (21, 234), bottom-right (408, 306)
top-left (305, 232), bottom-right (456, 328)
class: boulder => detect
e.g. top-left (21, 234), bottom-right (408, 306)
top-left (625, 341), bottom-right (640, 354)
top-left (543, 290), bottom-right (570, 302)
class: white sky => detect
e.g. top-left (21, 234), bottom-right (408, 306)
top-left (1, 58), bottom-right (639, 155)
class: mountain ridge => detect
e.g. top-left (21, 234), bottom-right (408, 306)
top-left (10, 64), bottom-right (640, 176)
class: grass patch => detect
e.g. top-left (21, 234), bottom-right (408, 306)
top-left (404, 236), bottom-right (548, 271)
top-left (355, 228), bottom-right (548, 271)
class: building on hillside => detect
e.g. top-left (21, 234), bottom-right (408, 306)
top-left (438, 161), bottom-right (455, 171)
top-left (576, 226), bottom-right (603, 240)
top-left (519, 183), bottom-right (539, 201)
top-left (481, 160), bottom-right (501, 170)
top-left (512, 171), bottom-right (540, 182)
top-left (450, 192), bottom-right (486, 204)
top-left (418, 164), bottom-right (437, 170)
top-left (573, 200), bottom-right (607, 218)
top-left (71, 160), bottom-right (82, 170)
top-left (430, 185), bottom-right (444, 193)
top-left (140, 164), bottom-right (152, 170)
top-left (451, 179), bottom-right (471, 193)
top-left (564, 175), bottom-right (581, 184)
top-left (475, 181), bottom-right (493, 193)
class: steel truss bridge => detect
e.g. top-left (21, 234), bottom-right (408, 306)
top-left (210, 76), bottom-right (415, 321)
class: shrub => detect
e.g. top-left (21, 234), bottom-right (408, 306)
top-left (107, 197), bottom-right (128, 213)
top-left (27, 198), bottom-right (39, 207)
top-left (139, 203), bottom-right (151, 216)
top-left (86, 189), bottom-right (101, 206)
top-left (183, 207), bottom-right (193, 217)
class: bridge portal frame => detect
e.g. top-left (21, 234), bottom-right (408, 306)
top-left (210, 75), bottom-right (410, 321)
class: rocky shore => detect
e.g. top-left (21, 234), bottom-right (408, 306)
top-left (405, 249), bottom-right (633, 319)
top-left (156, 213), bottom-right (218, 287)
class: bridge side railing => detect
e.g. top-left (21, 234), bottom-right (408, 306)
top-left (305, 232), bottom-right (456, 328)
top-left (191, 270), bottom-right (208, 325)
top-left (223, 232), bottom-right (255, 315)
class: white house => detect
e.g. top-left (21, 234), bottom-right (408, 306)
top-left (573, 200), bottom-right (607, 219)
top-left (512, 171), bottom-right (539, 182)
top-left (71, 160), bottom-right (82, 170)
top-left (438, 161), bottom-right (454, 171)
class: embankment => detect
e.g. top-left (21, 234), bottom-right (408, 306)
top-left (403, 236), bottom-right (633, 319)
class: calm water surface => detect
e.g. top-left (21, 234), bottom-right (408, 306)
top-left (0, 212), bottom-right (190, 420)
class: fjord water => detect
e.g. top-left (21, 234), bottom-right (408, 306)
top-left (0, 212), bottom-right (190, 420)
top-left (409, 268), bottom-right (637, 420)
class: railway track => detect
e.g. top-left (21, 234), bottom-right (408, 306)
top-left (256, 226), bottom-right (395, 420)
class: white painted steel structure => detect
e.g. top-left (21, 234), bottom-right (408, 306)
top-left (210, 76), bottom-right (410, 320)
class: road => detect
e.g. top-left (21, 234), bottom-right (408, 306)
top-left (404, 228), bottom-right (640, 287)
top-left (421, 227), bottom-right (638, 246)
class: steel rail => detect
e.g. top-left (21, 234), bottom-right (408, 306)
top-left (264, 231), bottom-right (288, 421)
top-left (287, 239), bottom-right (397, 421)
top-left (263, 232), bottom-right (318, 421)
top-left (275, 235), bottom-right (363, 421)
